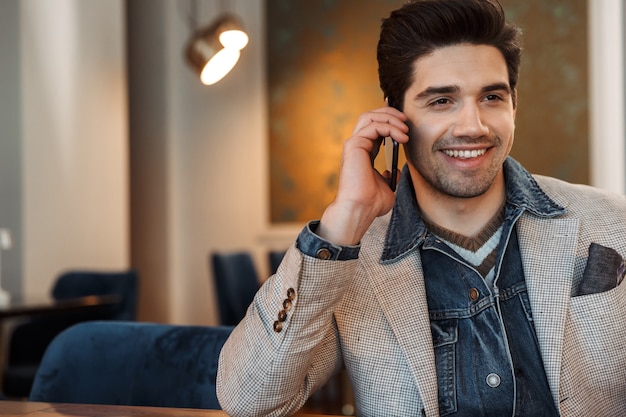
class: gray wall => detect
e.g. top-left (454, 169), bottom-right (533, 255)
top-left (0, 1), bottom-right (22, 296)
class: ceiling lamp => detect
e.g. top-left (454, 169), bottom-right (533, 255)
top-left (185, 13), bottom-right (249, 85)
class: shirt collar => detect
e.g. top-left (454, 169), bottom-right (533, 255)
top-left (380, 157), bottom-right (566, 263)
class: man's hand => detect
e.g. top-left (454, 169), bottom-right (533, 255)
top-left (318, 106), bottom-right (409, 246)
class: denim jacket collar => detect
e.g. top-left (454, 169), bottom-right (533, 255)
top-left (381, 157), bottom-right (566, 263)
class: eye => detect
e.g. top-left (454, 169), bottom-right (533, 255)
top-left (429, 97), bottom-right (452, 107)
top-left (484, 94), bottom-right (502, 102)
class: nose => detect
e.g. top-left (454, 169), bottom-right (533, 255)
top-left (452, 102), bottom-right (489, 138)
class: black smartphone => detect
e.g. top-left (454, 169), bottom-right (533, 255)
top-left (386, 97), bottom-right (400, 191)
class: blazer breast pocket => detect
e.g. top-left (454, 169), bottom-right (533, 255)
top-left (574, 243), bottom-right (626, 296)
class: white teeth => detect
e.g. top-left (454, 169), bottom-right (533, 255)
top-left (443, 149), bottom-right (486, 159)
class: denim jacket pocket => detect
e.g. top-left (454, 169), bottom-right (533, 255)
top-left (430, 318), bottom-right (458, 416)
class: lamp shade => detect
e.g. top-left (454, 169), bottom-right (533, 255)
top-left (185, 14), bottom-right (248, 85)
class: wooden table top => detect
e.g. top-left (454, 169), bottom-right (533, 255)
top-left (0, 401), bottom-right (336, 416)
top-left (0, 294), bottom-right (121, 320)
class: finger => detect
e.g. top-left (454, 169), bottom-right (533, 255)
top-left (369, 136), bottom-right (384, 164)
top-left (353, 122), bottom-right (409, 145)
top-left (352, 116), bottom-right (408, 137)
top-left (352, 108), bottom-right (408, 135)
top-left (382, 169), bottom-right (402, 188)
top-left (371, 105), bottom-right (407, 119)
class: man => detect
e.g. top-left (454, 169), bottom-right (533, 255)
top-left (217, 0), bottom-right (626, 416)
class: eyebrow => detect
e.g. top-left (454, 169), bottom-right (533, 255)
top-left (416, 85), bottom-right (459, 99)
top-left (416, 82), bottom-right (512, 99)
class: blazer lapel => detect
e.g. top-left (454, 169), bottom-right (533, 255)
top-left (366, 251), bottom-right (440, 415)
top-left (516, 214), bottom-right (579, 404)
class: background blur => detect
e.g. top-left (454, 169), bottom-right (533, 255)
top-left (0, 0), bottom-right (624, 326)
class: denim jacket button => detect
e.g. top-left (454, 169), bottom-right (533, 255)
top-left (316, 248), bottom-right (332, 260)
top-left (486, 373), bottom-right (501, 387)
top-left (469, 287), bottom-right (480, 301)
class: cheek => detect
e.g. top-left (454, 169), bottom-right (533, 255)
top-left (406, 123), bottom-right (442, 157)
top-left (408, 111), bottom-right (452, 138)
top-left (404, 127), bottom-right (435, 166)
top-left (507, 132), bottom-right (515, 152)
top-left (496, 111), bottom-right (516, 135)
top-left (501, 119), bottom-right (516, 146)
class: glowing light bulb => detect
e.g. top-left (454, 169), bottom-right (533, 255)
top-left (219, 29), bottom-right (249, 50)
top-left (200, 48), bottom-right (241, 85)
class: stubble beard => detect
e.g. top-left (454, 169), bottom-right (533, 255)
top-left (408, 136), bottom-right (506, 200)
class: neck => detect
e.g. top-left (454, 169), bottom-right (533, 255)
top-left (409, 167), bottom-right (506, 238)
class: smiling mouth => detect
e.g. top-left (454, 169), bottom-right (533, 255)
top-left (442, 149), bottom-right (487, 159)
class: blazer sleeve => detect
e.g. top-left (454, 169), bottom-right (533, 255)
top-left (216, 243), bottom-right (359, 417)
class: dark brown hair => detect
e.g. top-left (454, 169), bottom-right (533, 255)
top-left (377, 0), bottom-right (522, 108)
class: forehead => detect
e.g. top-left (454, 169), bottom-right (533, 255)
top-left (410, 44), bottom-right (509, 91)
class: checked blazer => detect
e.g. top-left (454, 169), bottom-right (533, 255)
top-left (217, 174), bottom-right (626, 417)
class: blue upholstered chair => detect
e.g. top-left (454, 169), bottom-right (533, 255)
top-left (2, 270), bottom-right (138, 398)
top-left (51, 270), bottom-right (138, 320)
top-left (29, 321), bottom-right (234, 409)
top-left (268, 250), bottom-right (287, 275)
top-left (210, 252), bottom-right (260, 326)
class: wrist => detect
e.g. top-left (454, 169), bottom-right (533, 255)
top-left (318, 202), bottom-right (376, 246)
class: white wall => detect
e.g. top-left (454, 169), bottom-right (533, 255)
top-left (589, 0), bottom-right (626, 194)
top-left (21, 0), bottom-right (129, 298)
top-left (128, 0), bottom-right (300, 325)
top-left (165, 0), bottom-right (273, 324)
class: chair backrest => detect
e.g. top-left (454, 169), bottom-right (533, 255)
top-left (268, 249), bottom-right (287, 275)
top-left (1, 270), bottom-right (140, 398)
top-left (210, 252), bottom-right (260, 326)
top-left (29, 321), bottom-right (234, 409)
top-left (52, 270), bottom-right (139, 321)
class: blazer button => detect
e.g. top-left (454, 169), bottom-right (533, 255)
top-left (315, 248), bottom-right (332, 260)
top-left (283, 299), bottom-right (292, 311)
top-left (273, 320), bottom-right (283, 332)
top-left (286, 288), bottom-right (296, 300)
top-left (277, 309), bottom-right (287, 322)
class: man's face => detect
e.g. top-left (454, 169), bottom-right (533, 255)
top-left (402, 44), bottom-right (516, 201)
